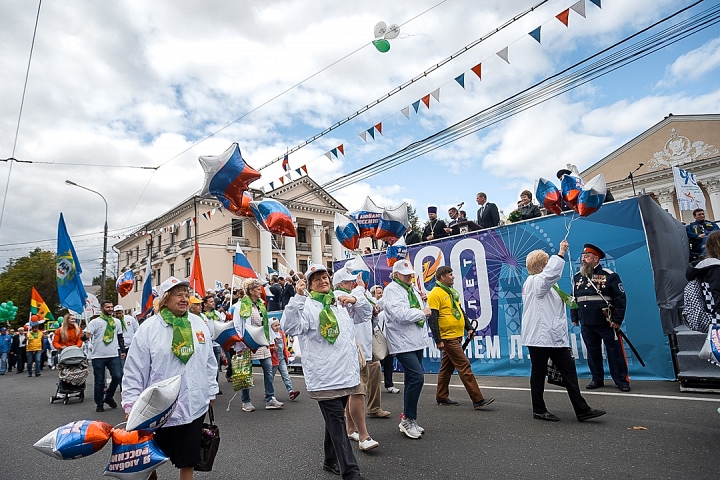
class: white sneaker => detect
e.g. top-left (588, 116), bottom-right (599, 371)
top-left (347, 431), bottom-right (360, 442)
top-left (359, 437), bottom-right (379, 451)
top-left (242, 402), bottom-right (255, 412)
top-left (399, 413), bottom-right (424, 434)
top-left (386, 386), bottom-right (400, 394)
top-left (399, 419), bottom-right (421, 439)
top-left (265, 397), bottom-right (284, 409)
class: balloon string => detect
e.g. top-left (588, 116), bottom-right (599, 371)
top-left (563, 213), bottom-right (578, 241)
top-left (226, 391), bottom-right (239, 412)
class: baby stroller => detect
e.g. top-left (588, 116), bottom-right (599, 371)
top-left (51, 346), bottom-right (89, 405)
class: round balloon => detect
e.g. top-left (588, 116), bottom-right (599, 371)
top-left (384, 24), bottom-right (400, 39)
top-left (373, 39), bottom-right (391, 53)
top-left (373, 21), bottom-right (387, 38)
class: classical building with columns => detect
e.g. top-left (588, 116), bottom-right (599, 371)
top-left (580, 113), bottom-right (720, 223)
top-left (113, 175), bottom-right (349, 306)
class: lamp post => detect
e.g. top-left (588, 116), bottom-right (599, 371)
top-left (65, 180), bottom-right (108, 300)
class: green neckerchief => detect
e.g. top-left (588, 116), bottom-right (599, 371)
top-left (100, 313), bottom-right (117, 345)
top-left (204, 310), bottom-right (219, 321)
top-left (239, 295), bottom-right (270, 341)
top-left (310, 291), bottom-right (340, 344)
top-left (436, 282), bottom-right (463, 321)
top-left (29, 331), bottom-right (40, 340)
top-left (159, 307), bottom-right (195, 364)
top-left (393, 278), bottom-right (425, 327)
top-left (114, 314), bottom-right (127, 332)
top-left (335, 286), bottom-right (351, 294)
top-left (552, 284), bottom-right (579, 309)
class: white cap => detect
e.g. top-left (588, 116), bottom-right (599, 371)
top-left (305, 263), bottom-right (327, 282)
top-left (113, 305), bottom-right (124, 312)
top-left (158, 276), bottom-right (191, 297)
top-left (392, 260), bottom-right (415, 275)
top-left (332, 268), bottom-right (355, 285)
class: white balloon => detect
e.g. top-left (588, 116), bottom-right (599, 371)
top-left (384, 24), bottom-right (400, 39)
top-left (373, 21), bottom-right (387, 39)
top-left (125, 375), bottom-right (182, 432)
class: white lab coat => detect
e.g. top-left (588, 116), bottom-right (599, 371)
top-left (281, 293), bottom-right (367, 392)
top-left (121, 312), bottom-right (219, 427)
top-left (520, 255), bottom-right (570, 348)
top-left (121, 314), bottom-right (140, 346)
top-left (382, 281), bottom-right (429, 355)
top-left (335, 286), bottom-right (373, 361)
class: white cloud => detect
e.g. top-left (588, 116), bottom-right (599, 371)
top-left (661, 36), bottom-right (720, 85)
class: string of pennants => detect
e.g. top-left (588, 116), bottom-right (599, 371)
top-left (263, 0), bottom-right (602, 192)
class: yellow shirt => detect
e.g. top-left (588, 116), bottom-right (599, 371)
top-left (427, 286), bottom-right (465, 339)
top-left (26, 331), bottom-right (43, 352)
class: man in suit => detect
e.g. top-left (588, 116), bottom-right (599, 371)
top-left (476, 192), bottom-right (500, 229)
top-left (268, 275), bottom-right (282, 311)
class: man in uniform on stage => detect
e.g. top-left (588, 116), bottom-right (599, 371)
top-left (571, 244), bottom-right (630, 392)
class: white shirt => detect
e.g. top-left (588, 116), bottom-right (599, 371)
top-left (119, 314), bottom-right (140, 346)
top-left (121, 312), bottom-right (219, 427)
top-left (521, 255), bottom-right (570, 348)
top-left (281, 293), bottom-right (367, 392)
top-left (87, 316), bottom-right (124, 359)
top-left (382, 281), bottom-right (430, 355)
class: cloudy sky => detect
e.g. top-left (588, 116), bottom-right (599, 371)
top-left (1, 0), bottom-right (720, 279)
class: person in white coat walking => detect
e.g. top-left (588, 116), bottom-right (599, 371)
top-left (521, 240), bottom-right (605, 422)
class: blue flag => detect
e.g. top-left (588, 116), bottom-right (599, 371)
top-left (56, 213), bottom-right (88, 314)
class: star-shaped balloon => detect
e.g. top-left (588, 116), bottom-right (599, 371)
top-left (199, 143), bottom-right (261, 216)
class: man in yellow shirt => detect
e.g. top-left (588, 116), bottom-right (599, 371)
top-left (25, 318), bottom-right (44, 377)
top-left (427, 266), bottom-right (495, 409)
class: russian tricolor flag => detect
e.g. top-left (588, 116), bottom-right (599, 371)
top-left (140, 256), bottom-right (156, 318)
top-left (115, 270), bottom-right (135, 298)
top-left (233, 244), bottom-right (257, 279)
top-left (282, 153), bottom-right (290, 172)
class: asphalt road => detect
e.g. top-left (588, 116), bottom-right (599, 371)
top-left (1, 366), bottom-right (719, 480)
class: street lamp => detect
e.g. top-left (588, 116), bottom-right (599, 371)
top-left (65, 180), bottom-right (108, 300)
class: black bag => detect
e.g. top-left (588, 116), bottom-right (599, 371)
top-left (195, 407), bottom-right (220, 472)
top-left (546, 358), bottom-right (564, 386)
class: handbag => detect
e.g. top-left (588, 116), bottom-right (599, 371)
top-left (699, 324), bottom-right (720, 366)
top-left (546, 358), bottom-right (564, 386)
top-left (371, 328), bottom-right (388, 362)
top-left (195, 406), bottom-right (220, 472)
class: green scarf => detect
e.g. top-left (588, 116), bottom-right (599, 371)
top-left (310, 291), bottom-right (340, 344)
top-left (436, 282), bottom-right (463, 321)
top-left (239, 295), bottom-right (270, 341)
top-left (100, 314), bottom-right (116, 345)
top-left (114, 314), bottom-right (127, 332)
top-left (160, 308), bottom-right (195, 364)
top-left (335, 286), bottom-right (351, 294)
top-left (393, 278), bottom-right (425, 327)
top-left (552, 284), bottom-right (579, 309)
top-left (204, 310), bottom-right (219, 321)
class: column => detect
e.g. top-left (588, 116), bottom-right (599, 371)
top-left (310, 219), bottom-right (323, 266)
top-left (704, 179), bottom-right (720, 221)
top-left (284, 222), bottom-right (298, 272)
top-left (656, 188), bottom-right (676, 219)
top-left (331, 229), bottom-right (342, 261)
top-left (260, 228), bottom-right (273, 278)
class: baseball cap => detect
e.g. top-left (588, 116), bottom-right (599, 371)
top-left (188, 296), bottom-right (202, 304)
top-left (392, 260), bottom-right (415, 275)
top-left (113, 305), bottom-right (124, 312)
top-left (158, 276), bottom-right (191, 297)
top-left (332, 268), bottom-right (356, 285)
top-left (305, 263), bottom-right (328, 283)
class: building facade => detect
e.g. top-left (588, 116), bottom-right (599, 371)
top-left (113, 176), bottom-right (349, 307)
top-left (580, 114), bottom-right (720, 223)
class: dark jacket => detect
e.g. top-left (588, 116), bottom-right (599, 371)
top-left (422, 219), bottom-right (448, 242)
top-left (687, 220), bottom-right (719, 258)
top-left (280, 283), bottom-right (295, 309)
top-left (268, 283), bottom-right (282, 311)
top-left (404, 230), bottom-right (421, 245)
top-left (477, 202), bottom-right (500, 229)
top-left (518, 202), bottom-right (541, 220)
top-left (571, 264), bottom-right (627, 326)
top-left (686, 257), bottom-right (720, 310)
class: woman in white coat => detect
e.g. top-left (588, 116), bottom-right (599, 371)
top-left (521, 240), bottom-right (605, 423)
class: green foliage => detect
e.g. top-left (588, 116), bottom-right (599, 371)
top-left (407, 204), bottom-right (421, 236)
top-left (91, 275), bottom-right (118, 304)
top-left (0, 248), bottom-right (59, 327)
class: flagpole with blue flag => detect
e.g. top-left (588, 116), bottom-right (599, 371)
top-left (56, 213), bottom-right (88, 314)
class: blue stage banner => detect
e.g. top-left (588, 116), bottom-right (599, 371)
top-left (342, 198), bottom-right (675, 381)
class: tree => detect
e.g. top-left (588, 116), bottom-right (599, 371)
top-left (92, 275), bottom-right (118, 304)
top-left (407, 204), bottom-right (421, 236)
top-left (0, 248), bottom-right (59, 328)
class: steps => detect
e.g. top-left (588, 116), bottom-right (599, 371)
top-left (674, 325), bottom-right (720, 392)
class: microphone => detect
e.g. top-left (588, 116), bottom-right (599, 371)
top-left (457, 202), bottom-right (464, 209)
top-left (638, 163), bottom-right (644, 167)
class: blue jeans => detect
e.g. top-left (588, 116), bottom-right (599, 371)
top-left (241, 356), bottom-right (274, 403)
top-left (394, 350), bottom-right (425, 420)
top-left (0, 351), bottom-right (7, 374)
top-left (213, 346), bottom-right (222, 374)
top-left (26, 350), bottom-right (42, 376)
top-left (92, 356), bottom-right (123, 406)
top-left (272, 359), bottom-right (294, 393)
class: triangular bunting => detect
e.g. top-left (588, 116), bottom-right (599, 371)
top-left (454, 73), bottom-right (465, 88)
top-left (360, 131), bottom-right (367, 142)
top-left (295, 167), bottom-right (302, 175)
top-left (338, 144), bottom-right (345, 155)
top-left (367, 127), bottom-right (375, 140)
top-left (325, 152), bottom-right (332, 160)
top-left (529, 26), bottom-right (541, 43)
top-left (496, 47), bottom-right (509, 64)
top-left (430, 88), bottom-right (440, 102)
top-left (279, 176), bottom-right (285, 185)
top-left (269, 181), bottom-right (275, 190)
top-left (375, 123), bottom-right (383, 135)
top-left (571, 0), bottom-right (586, 17)
top-left (421, 94), bottom-right (431, 108)
top-left (285, 173), bottom-right (292, 181)
top-left (331, 148), bottom-right (338, 158)
top-left (471, 63), bottom-right (482, 79)
top-left (211, 209), bottom-right (216, 216)
top-left (556, 9), bottom-right (569, 27)
top-left (202, 213), bottom-right (208, 220)
top-left (589, 0), bottom-right (601, 8)
top-left (412, 100), bottom-right (421, 113)
top-left (301, 165), bottom-right (308, 174)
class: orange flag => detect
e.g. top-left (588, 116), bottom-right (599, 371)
top-left (556, 9), bottom-right (569, 27)
top-left (338, 144), bottom-right (345, 156)
top-left (471, 63), bottom-right (482, 79)
top-left (421, 95), bottom-right (431, 108)
top-left (189, 243), bottom-right (206, 295)
top-left (375, 122), bottom-right (383, 135)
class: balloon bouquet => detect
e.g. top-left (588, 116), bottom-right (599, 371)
top-left (536, 172), bottom-right (608, 238)
top-left (0, 301), bottom-right (18, 324)
top-left (372, 21), bottom-right (400, 53)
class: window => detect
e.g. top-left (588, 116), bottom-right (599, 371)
top-left (186, 222), bottom-right (192, 239)
top-left (156, 235), bottom-right (162, 253)
top-left (170, 232), bottom-right (175, 246)
top-left (135, 278), bottom-right (140, 293)
top-left (231, 219), bottom-right (244, 237)
top-left (185, 258), bottom-right (191, 278)
top-left (299, 259), bottom-right (308, 272)
top-left (155, 269), bottom-right (161, 286)
top-left (126, 251), bottom-right (130, 266)
top-left (169, 263), bottom-right (175, 277)
top-left (146, 242), bottom-right (151, 257)
top-left (325, 228), bottom-right (331, 245)
top-left (297, 227), bottom-right (307, 243)
top-left (135, 246), bottom-right (140, 260)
